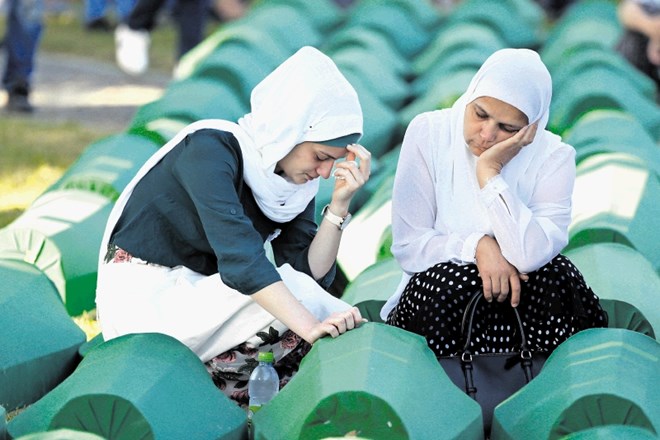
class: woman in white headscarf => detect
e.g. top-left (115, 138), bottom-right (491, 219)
top-left (382, 48), bottom-right (607, 356)
top-left (95, 46), bottom-right (371, 404)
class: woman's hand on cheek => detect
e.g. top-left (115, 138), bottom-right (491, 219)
top-left (477, 122), bottom-right (538, 187)
top-left (331, 143), bottom-right (372, 205)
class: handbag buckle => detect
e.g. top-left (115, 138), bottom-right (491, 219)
top-left (461, 352), bottom-right (473, 363)
top-left (520, 349), bottom-right (532, 360)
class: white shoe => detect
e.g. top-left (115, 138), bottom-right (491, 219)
top-left (115, 24), bottom-right (150, 76)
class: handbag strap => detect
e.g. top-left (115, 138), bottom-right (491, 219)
top-left (459, 290), bottom-right (532, 356)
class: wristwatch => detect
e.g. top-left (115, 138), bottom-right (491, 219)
top-left (321, 204), bottom-right (352, 231)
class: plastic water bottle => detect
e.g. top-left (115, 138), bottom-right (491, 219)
top-left (247, 351), bottom-right (279, 436)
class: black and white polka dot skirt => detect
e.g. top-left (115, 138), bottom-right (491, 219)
top-left (386, 254), bottom-right (608, 357)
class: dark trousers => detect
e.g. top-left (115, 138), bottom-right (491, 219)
top-left (126, 0), bottom-right (206, 59)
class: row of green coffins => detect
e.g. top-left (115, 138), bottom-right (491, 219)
top-left (2, 0), bottom-right (659, 437)
top-left (4, 323), bottom-right (659, 439)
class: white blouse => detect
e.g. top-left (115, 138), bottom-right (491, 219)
top-left (391, 110), bottom-right (575, 277)
top-left (381, 47), bottom-right (572, 321)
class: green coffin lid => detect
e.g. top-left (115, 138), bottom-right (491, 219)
top-left (2, 190), bottom-right (113, 315)
top-left (599, 298), bottom-right (656, 339)
top-left (557, 425), bottom-right (659, 439)
top-left (565, 243), bottom-right (660, 339)
top-left (337, 173), bottom-right (395, 281)
top-left (491, 328), bottom-right (660, 440)
top-left (7, 333), bottom-right (246, 440)
top-left (13, 428), bottom-right (105, 440)
top-left (45, 133), bottom-right (160, 202)
top-left (563, 110), bottom-right (659, 175)
top-left (342, 258), bottom-right (403, 306)
top-left (567, 153), bottom-right (660, 275)
top-left (253, 323), bottom-right (483, 440)
top-left (0, 259), bottom-right (85, 412)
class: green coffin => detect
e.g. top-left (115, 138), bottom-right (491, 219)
top-left (1, 190), bottom-right (113, 315)
top-left (253, 323), bottom-right (484, 440)
top-left (341, 258), bottom-right (403, 306)
top-left (541, 0), bottom-right (620, 69)
top-left (333, 47), bottom-right (410, 109)
top-left (129, 78), bottom-right (249, 144)
top-left (558, 425), bottom-right (659, 439)
top-left (567, 153), bottom-right (660, 275)
top-left (14, 428), bottom-right (105, 440)
top-left (599, 298), bottom-right (656, 339)
top-left (337, 173), bottom-right (395, 281)
top-left (491, 328), bottom-right (660, 440)
top-left (0, 259), bottom-right (85, 412)
top-left (345, 2), bottom-right (431, 58)
top-left (45, 133), bottom-right (160, 202)
top-left (7, 333), bottom-right (246, 440)
top-left (563, 110), bottom-right (659, 175)
top-left (564, 243), bottom-right (660, 339)
top-left (549, 68), bottom-right (660, 138)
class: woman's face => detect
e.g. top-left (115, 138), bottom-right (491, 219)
top-left (463, 96), bottom-right (529, 157)
top-left (275, 141), bottom-right (348, 184)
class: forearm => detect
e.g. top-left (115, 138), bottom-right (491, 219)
top-left (307, 201), bottom-right (348, 279)
top-left (250, 280), bottom-right (321, 343)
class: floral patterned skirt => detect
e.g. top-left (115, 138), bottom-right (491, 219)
top-left (204, 330), bottom-right (311, 408)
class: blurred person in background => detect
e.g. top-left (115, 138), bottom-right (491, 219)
top-left (114, 0), bottom-right (249, 75)
top-left (1, 0), bottom-right (43, 113)
top-left (617, 0), bottom-right (660, 101)
top-left (83, 0), bottom-right (136, 31)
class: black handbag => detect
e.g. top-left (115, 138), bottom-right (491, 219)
top-left (438, 291), bottom-right (549, 435)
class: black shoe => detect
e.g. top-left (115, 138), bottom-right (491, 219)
top-left (6, 90), bottom-right (34, 113)
top-left (85, 17), bottom-right (113, 32)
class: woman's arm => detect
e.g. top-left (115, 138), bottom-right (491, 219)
top-left (307, 143), bottom-right (372, 279)
top-left (477, 139), bottom-right (574, 273)
top-left (474, 129), bottom-right (575, 305)
top-left (251, 280), bottom-right (365, 344)
top-left (391, 113), bottom-right (485, 273)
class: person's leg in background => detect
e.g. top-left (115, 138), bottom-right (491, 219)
top-left (115, 0), bottom-right (137, 25)
top-left (114, 0), bottom-right (164, 75)
top-left (84, 0), bottom-right (112, 31)
top-left (3, 0), bottom-right (43, 113)
top-left (171, 0), bottom-right (206, 59)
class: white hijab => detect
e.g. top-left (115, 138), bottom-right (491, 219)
top-left (99, 46), bottom-right (362, 264)
top-left (441, 48), bottom-right (557, 241)
top-left (237, 45), bottom-right (363, 221)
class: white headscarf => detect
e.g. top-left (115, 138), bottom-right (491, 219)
top-left (237, 45), bottom-right (363, 222)
top-left (99, 47), bottom-right (362, 264)
top-left (442, 48), bottom-right (558, 240)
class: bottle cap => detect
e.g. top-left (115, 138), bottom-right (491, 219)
top-left (258, 351), bottom-right (274, 363)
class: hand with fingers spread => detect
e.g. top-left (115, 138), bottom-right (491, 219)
top-left (475, 235), bottom-right (529, 307)
top-left (307, 306), bottom-right (368, 343)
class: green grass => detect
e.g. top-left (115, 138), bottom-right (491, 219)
top-left (0, 117), bottom-right (103, 228)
